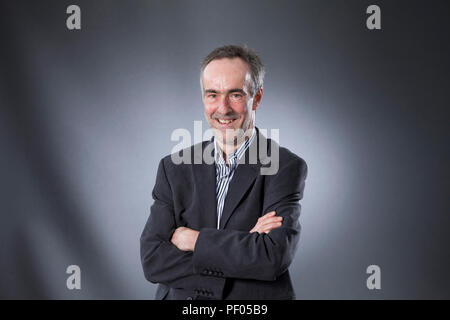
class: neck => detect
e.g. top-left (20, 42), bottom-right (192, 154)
top-left (216, 126), bottom-right (255, 160)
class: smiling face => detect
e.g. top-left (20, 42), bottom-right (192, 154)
top-left (202, 57), bottom-right (262, 148)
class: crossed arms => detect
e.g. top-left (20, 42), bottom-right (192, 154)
top-left (170, 210), bottom-right (283, 251)
top-left (140, 156), bottom-right (307, 289)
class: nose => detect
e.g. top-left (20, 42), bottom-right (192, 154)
top-left (217, 95), bottom-right (232, 114)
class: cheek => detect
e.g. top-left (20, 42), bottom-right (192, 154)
top-left (204, 103), bottom-right (215, 117)
top-left (231, 101), bottom-right (250, 118)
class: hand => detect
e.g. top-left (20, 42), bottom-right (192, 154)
top-left (249, 211), bottom-right (283, 234)
top-left (171, 227), bottom-right (199, 251)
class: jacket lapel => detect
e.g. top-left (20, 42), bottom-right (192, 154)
top-left (193, 129), bottom-right (270, 230)
top-left (219, 129), bottom-right (267, 229)
top-left (218, 162), bottom-right (259, 229)
top-left (192, 140), bottom-right (217, 229)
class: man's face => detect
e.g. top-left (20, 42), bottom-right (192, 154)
top-left (202, 57), bottom-right (262, 146)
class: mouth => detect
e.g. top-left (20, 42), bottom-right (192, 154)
top-left (215, 118), bottom-right (237, 127)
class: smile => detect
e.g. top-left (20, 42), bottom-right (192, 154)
top-left (217, 119), bottom-right (236, 124)
top-left (215, 118), bottom-right (238, 127)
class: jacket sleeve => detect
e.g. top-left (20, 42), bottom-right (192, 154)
top-left (192, 157), bottom-right (307, 281)
top-left (140, 158), bottom-right (196, 288)
top-left (140, 158), bottom-right (226, 297)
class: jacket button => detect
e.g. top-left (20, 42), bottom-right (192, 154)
top-left (186, 296), bottom-right (193, 300)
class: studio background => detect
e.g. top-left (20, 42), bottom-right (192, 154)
top-left (1, 0), bottom-right (449, 299)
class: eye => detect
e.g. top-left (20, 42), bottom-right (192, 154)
top-left (207, 93), bottom-right (216, 99)
top-left (231, 93), bottom-right (243, 99)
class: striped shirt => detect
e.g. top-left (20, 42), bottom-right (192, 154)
top-left (214, 128), bottom-right (256, 229)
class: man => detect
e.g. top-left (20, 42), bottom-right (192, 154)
top-left (140, 45), bottom-right (307, 300)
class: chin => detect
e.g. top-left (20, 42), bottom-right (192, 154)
top-left (212, 129), bottom-right (235, 144)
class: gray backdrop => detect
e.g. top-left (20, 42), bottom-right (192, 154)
top-left (1, 0), bottom-right (449, 299)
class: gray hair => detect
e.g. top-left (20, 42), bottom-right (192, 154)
top-left (200, 45), bottom-right (265, 97)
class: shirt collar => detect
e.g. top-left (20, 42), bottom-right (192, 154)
top-left (214, 127), bottom-right (256, 165)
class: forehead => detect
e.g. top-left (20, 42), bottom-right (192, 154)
top-left (202, 58), bottom-right (251, 89)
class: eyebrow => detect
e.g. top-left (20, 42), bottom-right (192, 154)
top-left (204, 88), bottom-right (246, 95)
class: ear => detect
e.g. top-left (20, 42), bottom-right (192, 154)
top-left (252, 87), bottom-right (263, 110)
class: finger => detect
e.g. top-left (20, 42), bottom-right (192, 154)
top-left (250, 223), bottom-right (272, 234)
top-left (253, 222), bottom-right (282, 235)
top-left (250, 212), bottom-right (279, 233)
top-left (250, 227), bottom-right (265, 234)
top-left (258, 211), bottom-right (276, 222)
top-left (259, 216), bottom-right (283, 227)
top-left (251, 216), bottom-right (282, 233)
top-left (262, 222), bottom-right (283, 233)
top-left (249, 226), bottom-right (259, 233)
top-left (175, 226), bottom-right (186, 233)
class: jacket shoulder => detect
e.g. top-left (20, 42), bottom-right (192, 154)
top-left (270, 140), bottom-right (307, 172)
top-left (160, 140), bottom-right (211, 169)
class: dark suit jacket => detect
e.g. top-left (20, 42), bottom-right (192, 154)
top-left (140, 127), bottom-right (307, 300)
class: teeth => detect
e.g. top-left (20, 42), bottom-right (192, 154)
top-left (218, 119), bottom-right (233, 124)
